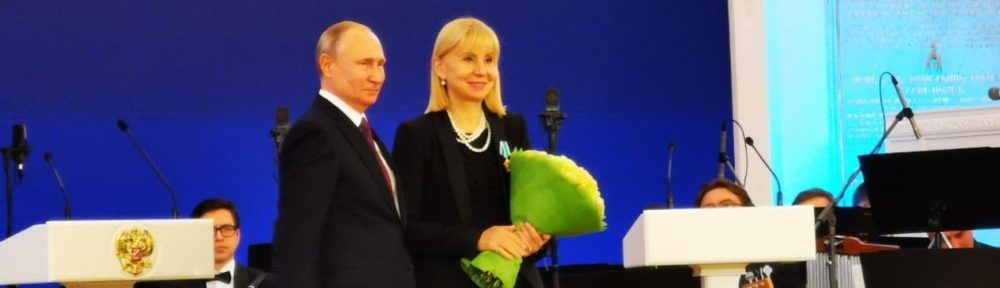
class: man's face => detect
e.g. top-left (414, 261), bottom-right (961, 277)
top-left (700, 188), bottom-right (744, 208)
top-left (322, 28), bottom-right (386, 113)
top-left (798, 196), bottom-right (832, 207)
top-left (203, 209), bottom-right (240, 265)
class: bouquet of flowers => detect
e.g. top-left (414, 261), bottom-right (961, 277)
top-left (461, 150), bottom-right (606, 288)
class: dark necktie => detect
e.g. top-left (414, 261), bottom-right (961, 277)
top-left (359, 118), bottom-right (394, 193)
top-left (209, 271), bottom-right (231, 284)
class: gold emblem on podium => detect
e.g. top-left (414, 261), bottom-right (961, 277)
top-left (115, 226), bottom-right (156, 277)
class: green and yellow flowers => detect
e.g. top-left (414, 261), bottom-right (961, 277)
top-left (462, 150), bottom-right (607, 288)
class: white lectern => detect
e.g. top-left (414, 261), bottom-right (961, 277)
top-left (0, 219), bottom-right (215, 288)
top-left (623, 206), bottom-right (815, 288)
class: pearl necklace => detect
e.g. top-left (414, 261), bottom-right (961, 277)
top-left (446, 111), bottom-right (491, 153)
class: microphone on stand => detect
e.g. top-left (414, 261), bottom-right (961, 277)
top-left (117, 119), bottom-right (181, 219)
top-left (10, 124), bottom-right (31, 181)
top-left (890, 75), bottom-right (923, 139)
top-left (271, 107), bottom-right (290, 153)
top-left (539, 88), bottom-right (567, 288)
top-left (270, 107), bottom-right (290, 183)
top-left (4, 124), bottom-right (32, 240)
top-left (814, 78), bottom-right (924, 287)
top-left (745, 137), bottom-right (783, 206)
top-left (667, 143), bottom-right (676, 209)
top-left (540, 89), bottom-right (567, 153)
top-left (44, 153), bottom-right (72, 220)
top-left (718, 122), bottom-right (728, 179)
top-left (271, 107), bottom-right (290, 183)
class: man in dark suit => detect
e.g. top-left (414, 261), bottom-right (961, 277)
top-left (135, 198), bottom-right (272, 288)
top-left (271, 21), bottom-right (415, 288)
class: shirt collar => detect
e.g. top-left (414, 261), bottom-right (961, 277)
top-left (319, 89), bottom-right (365, 127)
top-left (218, 258), bottom-right (236, 275)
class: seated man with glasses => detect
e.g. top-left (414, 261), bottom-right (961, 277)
top-left (136, 198), bottom-right (272, 288)
top-left (694, 179), bottom-right (807, 288)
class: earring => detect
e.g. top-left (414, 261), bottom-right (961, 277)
top-left (440, 79), bottom-right (447, 86)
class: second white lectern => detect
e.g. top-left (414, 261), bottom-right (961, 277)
top-left (623, 206), bottom-right (815, 288)
top-left (0, 219), bottom-right (215, 288)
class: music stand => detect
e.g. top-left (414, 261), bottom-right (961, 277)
top-left (857, 148), bottom-right (1000, 287)
top-left (860, 248), bottom-right (1000, 288)
top-left (858, 147), bottom-right (1000, 237)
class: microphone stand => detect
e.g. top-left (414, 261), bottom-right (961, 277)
top-left (667, 144), bottom-right (675, 208)
top-left (540, 107), bottom-right (566, 288)
top-left (718, 147), bottom-right (744, 186)
top-left (2, 148), bottom-right (13, 239)
top-left (815, 107), bottom-right (915, 288)
top-left (118, 120), bottom-right (180, 219)
top-left (44, 153), bottom-right (72, 220)
top-left (270, 128), bottom-right (283, 183)
top-left (270, 107), bottom-right (290, 183)
top-left (745, 137), bottom-right (783, 206)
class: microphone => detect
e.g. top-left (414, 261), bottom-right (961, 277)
top-left (666, 143), bottom-right (675, 209)
top-left (44, 153), bottom-right (72, 220)
top-left (545, 88), bottom-right (560, 113)
top-left (539, 88), bottom-right (567, 154)
top-left (989, 86), bottom-right (999, 101)
top-left (271, 107), bottom-right (290, 152)
top-left (117, 119), bottom-right (180, 219)
top-left (718, 122), bottom-right (728, 179)
top-left (4, 125), bottom-right (32, 239)
top-left (890, 75), bottom-right (923, 139)
top-left (10, 124), bottom-right (31, 180)
top-left (745, 137), bottom-right (783, 206)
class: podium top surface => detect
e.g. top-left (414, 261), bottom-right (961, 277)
top-left (623, 206), bottom-right (815, 268)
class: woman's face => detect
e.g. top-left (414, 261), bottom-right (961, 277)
top-left (434, 43), bottom-right (498, 103)
top-left (700, 188), bottom-right (744, 208)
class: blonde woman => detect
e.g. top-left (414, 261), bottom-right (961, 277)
top-left (393, 17), bottom-right (550, 288)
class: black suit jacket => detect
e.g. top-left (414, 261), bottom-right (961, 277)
top-left (393, 110), bottom-right (545, 288)
top-left (272, 96), bottom-right (415, 288)
top-left (134, 264), bottom-right (274, 288)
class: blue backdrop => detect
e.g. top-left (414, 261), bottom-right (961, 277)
top-left (0, 0), bottom-right (733, 273)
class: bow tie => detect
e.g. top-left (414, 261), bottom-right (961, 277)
top-left (209, 271), bottom-right (231, 284)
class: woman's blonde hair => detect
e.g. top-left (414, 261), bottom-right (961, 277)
top-left (425, 17), bottom-right (506, 116)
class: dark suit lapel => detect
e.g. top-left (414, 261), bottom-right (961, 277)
top-left (234, 265), bottom-right (249, 288)
top-left (312, 96), bottom-right (398, 219)
top-left (486, 112), bottom-right (507, 160)
top-left (432, 112), bottom-right (473, 224)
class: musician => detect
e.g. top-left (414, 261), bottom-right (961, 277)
top-left (695, 179), bottom-right (806, 288)
top-left (791, 188), bottom-right (833, 207)
top-left (853, 183), bottom-right (870, 208)
top-left (695, 179), bottom-right (754, 208)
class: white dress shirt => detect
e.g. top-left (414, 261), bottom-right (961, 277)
top-left (206, 259), bottom-right (235, 288)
